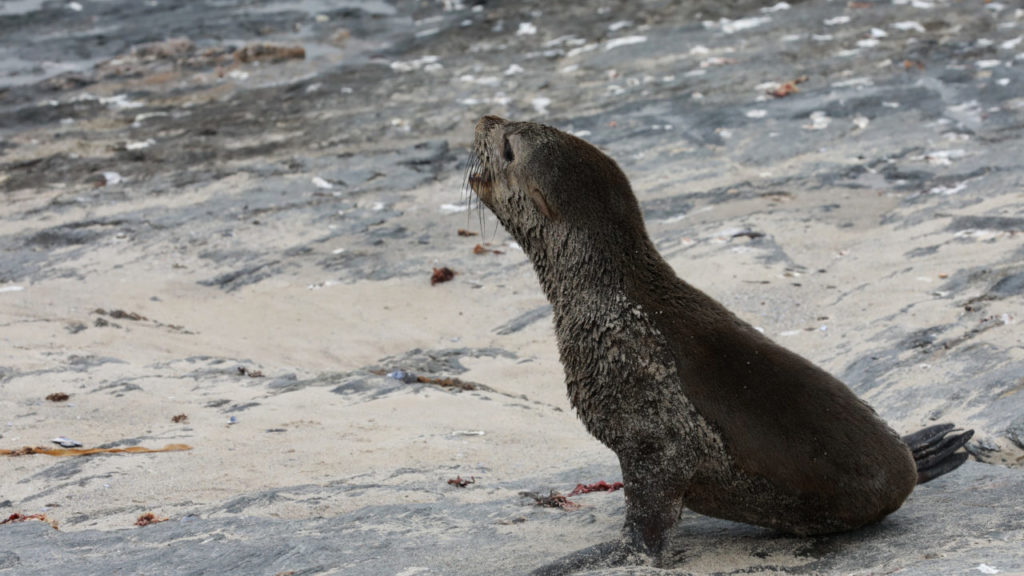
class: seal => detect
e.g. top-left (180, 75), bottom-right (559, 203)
top-left (467, 115), bottom-right (974, 572)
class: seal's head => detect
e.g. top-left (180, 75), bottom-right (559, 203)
top-left (467, 116), bottom-right (648, 264)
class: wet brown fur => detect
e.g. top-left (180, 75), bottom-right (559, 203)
top-left (468, 116), bottom-right (919, 557)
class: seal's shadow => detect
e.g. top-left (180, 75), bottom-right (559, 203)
top-left (658, 512), bottom-right (906, 572)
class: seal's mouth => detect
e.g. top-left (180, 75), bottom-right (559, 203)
top-left (464, 144), bottom-right (494, 207)
top-left (467, 169), bottom-right (492, 200)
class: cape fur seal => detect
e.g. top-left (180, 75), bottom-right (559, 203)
top-left (467, 115), bottom-right (974, 572)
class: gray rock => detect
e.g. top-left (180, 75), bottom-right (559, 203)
top-left (0, 463), bottom-right (1020, 575)
top-left (1007, 416), bottom-right (1024, 451)
top-left (494, 305), bottom-right (552, 336)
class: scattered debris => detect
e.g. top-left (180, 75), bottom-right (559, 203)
top-left (378, 369), bottom-right (477, 390)
top-left (448, 475), bottom-right (476, 487)
top-left (108, 309), bottom-right (147, 321)
top-left (235, 43), bottom-right (306, 64)
top-left (134, 512), bottom-right (169, 527)
top-left (457, 229), bottom-right (479, 237)
top-left (1, 513), bottom-right (58, 530)
top-left (430, 267), bottom-right (455, 285)
top-left (767, 75), bottom-right (807, 97)
top-left (171, 414), bottom-right (189, 423)
top-left (237, 366), bottom-right (264, 378)
top-left (520, 490), bottom-right (580, 510)
top-left (473, 243), bottom-right (505, 255)
top-left (451, 430), bottom-right (486, 436)
top-left (568, 481), bottom-right (624, 496)
top-left (2, 444), bottom-right (192, 457)
top-left (94, 305), bottom-right (147, 323)
top-left (417, 375), bottom-right (476, 390)
top-left (93, 308), bottom-right (147, 321)
top-left (46, 393), bottom-right (70, 402)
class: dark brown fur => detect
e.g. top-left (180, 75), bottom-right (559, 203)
top-left (468, 116), bottom-right (966, 566)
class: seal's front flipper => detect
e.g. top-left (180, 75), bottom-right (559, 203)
top-left (529, 540), bottom-right (643, 576)
top-left (902, 423), bottom-right (974, 484)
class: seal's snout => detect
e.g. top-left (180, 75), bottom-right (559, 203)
top-left (467, 116), bottom-right (502, 204)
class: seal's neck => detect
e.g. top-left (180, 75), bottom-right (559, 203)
top-left (524, 224), bottom-right (667, 310)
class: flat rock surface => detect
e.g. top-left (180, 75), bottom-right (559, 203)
top-left (1, 0), bottom-right (1023, 574)
top-left (2, 462), bottom-right (1022, 575)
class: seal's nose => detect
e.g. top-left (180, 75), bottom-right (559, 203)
top-left (476, 115), bottom-right (508, 135)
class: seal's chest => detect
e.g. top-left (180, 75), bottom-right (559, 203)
top-left (556, 297), bottom-right (699, 447)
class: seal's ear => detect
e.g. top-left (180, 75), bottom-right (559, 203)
top-left (528, 187), bottom-right (557, 220)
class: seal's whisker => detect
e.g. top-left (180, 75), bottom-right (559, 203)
top-left (479, 185), bottom-right (486, 236)
top-left (462, 149), bottom-right (478, 195)
top-left (461, 147), bottom-right (477, 227)
top-left (470, 160), bottom-right (483, 232)
top-left (466, 152), bottom-right (491, 236)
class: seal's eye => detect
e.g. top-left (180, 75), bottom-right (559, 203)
top-left (503, 136), bottom-right (515, 163)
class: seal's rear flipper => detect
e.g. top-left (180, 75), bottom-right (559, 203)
top-left (902, 423), bottom-right (974, 484)
top-left (530, 540), bottom-right (643, 576)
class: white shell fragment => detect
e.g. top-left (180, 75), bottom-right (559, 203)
top-left (516, 22), bottom-right (537, 36)
top-left (803, 111), bottom-right (831, 130)
top-left (125, 139), bottom-right (155, 150)
top-left (52, 437), bottom-right (83, 448)
top-left (531, 96), bottom-right (552, 114)
top-left (311, 176), bottom-right (333, 189)
top-left (892, 21), bottom-right (926, 33)
top-left (604, 35), bottom-right (647, 51)
top-left (439, 203), bottom-right (468, 214)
